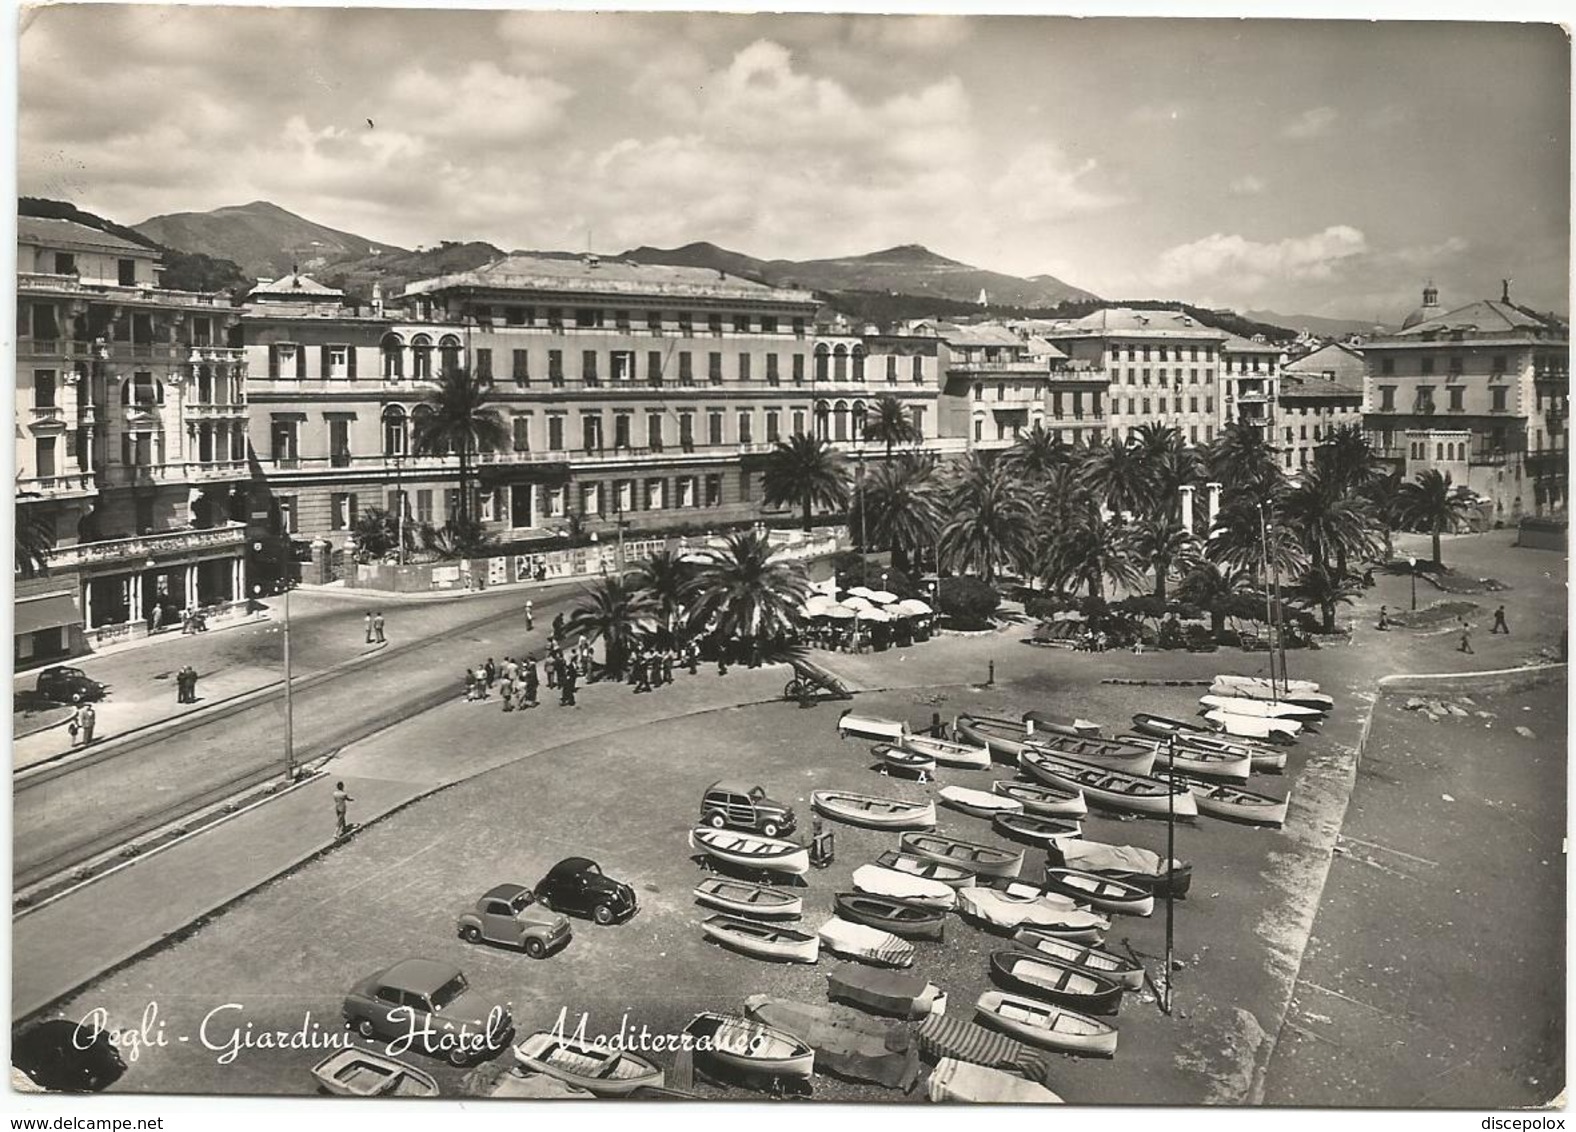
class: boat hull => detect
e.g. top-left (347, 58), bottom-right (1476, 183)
top-left (1020, 751), bottom-right (1199, 819)
top-left (684, 1013), bottom-right (814, 1082)
top-left (1042, 869), bottom-right (1155, 917)
top-left (1203, 709), bottom-right (1301, 743)
top-left (693, 879), bottom-right (803, 920)
top-left (1209, 681), bottom-right (1334, 712)
top-left (690, 828), bottom-right (811, 876)
top-left (871, 743), bottom-right (936, 776)
top-left (938, 786), bottom-right (1023, 819)
top-left (989, 950), bottom-right (1124, 1016)
top-left (1200, 694), bottom-right (1324, 721)
top-left (875, 851), bottom-right (977, 888)
top-left (1160, 774), bottom-right (1290, 826)
top-left (992, 779), bottom-right (1088, 818)
top-left (833, 893), bottom-right (946, 942)
top-left (701, 915), bottom-right (820, 963)
top-left (974, 991), bottom-right (1118, 1058)
top-left (901, 734), bottom-right (991, 769)
top-left (852, 864), bottom-right (958, 910)
top-left (812, 790), bottom-right (937, 831)
top-left (898, 832), bottom-right (1023, 878)
top-left (1009, 933), bottom-right (1143, 991)
top-left (991, 812), bottom-right (1083, 848)
top-left (513, 1034), bottom-right (664, 1096)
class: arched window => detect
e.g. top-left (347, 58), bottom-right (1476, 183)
top-left (852, 345), bottom-right (866, 383)
top-left (814, 400), bottom-right (830, 441)
top-left (814, 344), bottom-right (830, 384)
top-left (833, 400), bottom-right (849, 442)
top-left (381, 333), bottom-right (405, 379)
top-left (122, 373), bottom-right (163, 407)
top-left (833, 344), bottom-right (848, 383)
top-left (411, 334), bottom-right (433, 380)
top-left (438, 334), bottom-right (462, 377)
top-left (382, 405), bottom-right (408, 457)
top-left (852, 399), bottom-right (868, 438)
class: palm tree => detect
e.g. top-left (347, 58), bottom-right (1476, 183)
top-left (1280, 468), bottom-right (1381, 582)
top-left (410, 367), bottom-right (507, 528)
top-left (1149, 442), bottom-right (1204, 519)
top-left (1207, 420), bottom-right (1283, 502)
top-left (849, 453), bottom-right (943, 574)
top-left (1394, 469), bottom-right (1478, 567)
top-left (1038, 507), bottom-right (1143, 601)
top-left (862, 395), bottom-right (921, 461)
top-left (420, 518), bottom-right (496, 560)
top-left (1314, 423), bottom-right (1382, 494)
top-left (761, 434), bottom-right (850, 532)
top-left (1081, 435), bottom-right (1153, 520)
top-left (1205, 496), bottom-right (1309, 579)
top-left (1127, 512), bottom-right (1202, 603)
top-left (15, 502), bottom-right (53, 579)
top-left (1177, 560), bottom-right (1249, 637)
top-left (939, 453), bottom-right (1032, 582)
top-left (351, 507), bottom-right (409, 563)
top-left (685, 531), bottom-right (811, 652)
top-left (564, 577), bottom-right (658, 680)
top-left (630, 549), bottom-right (693, 636)
top-left (1292, 566), bottom-right (1364, 633)
top-left (1000, 424), bottom-right (1071, 486)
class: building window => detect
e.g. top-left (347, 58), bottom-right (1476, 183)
top-left (679, 412), bottom-right (695, 450)
top-left (677, 476), bottom-right (696, 508)
top-left (475, 348), bottom-right (493, 382)
top-left (733, 314), bottom-right (751, 334)
top-left (766, 353), bottom-right (780, 385)
top-left (647, 414), bottom-right (664, 450)
top-left (1205, 397), bottom-right (1214, 414)
top-left (582, 350), bottom-right (599, 386)
top-left (740, 469), bottom-right (753, 501)
top-left (645, 478), bottom-right (665, 510)
top-left (1491, 386), bottom-right (1508, 412)
top-left (647, 310), bottom-right (662, 333)
top-left (575, 308), bottom-right (599, 329)
top-left (705, 474), bottom-right (723, 507)
top-left (679, 352), bottom-right (694, 385)
top-left (582, 415), bottom-right (603, 452)
top-left (547, 416), bottom-right (564, 451)
top-left (546, 487), bottom-right (566, 518)
top-left (548, 350), bottom-right (564, 386)
top-left (329, 418), bottom-right (352, 467)
top-left (973, 419), bottom-right (983, 441)
top-left (910, 406), bottom-right (925, 437)
top-left (330, 492), bottom-right (357, 531)
top-left (614, 310), bottom-right (630, 332)
top-left (1379, 385), bottom-right (1396, 411)
top-left (1380, 357), bottom-right (1395, 376)
top-left (123, 371), bottom-right (163, 407)
top-left (1189, 396), bottom-right (1199, 413)
top-left (270, 417), bottom-right (299, 465)
top-left (738, 411), bottom-right (753, 445)
top-left (582, 482), bottom-right (602, 517)
top-left (382, 406), bottom-right (407, 455)
top-left (615, 479), bottom-right (635, 514)
top-left (708, 411), bottom-right (724, 446)
top-left (1415, 386), bottom-right (1436, 413)
top-left (506, 306), bottom-right (529, 326)
top-left (766, 409), bottom-right (781, 442)
top-left (792, 409), bottom-right (806, 436)
top-left (793, 317), bottom-right (807, 339)
top-left (614, 413), bottom-right (631, 449)
top-left (512, 416), bottom-right (531, 452)
top-left (512, 349), bottom-right (529, 384)
top-left (706, 313), bottom-right (722, 336)
top-left (793, 354), bottom-right (806, 385)
top-left (708, 352), bottom-right (723, 385)
top-left (611, 350), bottom-right (634, 383)
top-left (647, 351), bottom-right (663, 385)
top-left (1492, 355), bottom-right (1507, 375)
top-left (1448, 386), bottom-right (1465, 411)
top-left (738, 353), bottom-right (751, 382)
top-left (117, 258), bottom-right (136, 285)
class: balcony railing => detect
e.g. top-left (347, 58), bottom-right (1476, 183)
top-left (15, 472), bottom-right (97, 499)
top-left (29, 405), bottom-right (66, 426)
top-left (17, 272), bottom-right (237, 308)
top-left (185, 346), bottom-right (246, 362)
top-left (184, 402), bottom-right (249, 420)
top-left (49, 522), bottom-right (248, 569)
top-left (947, 361), bottom-right (1049, 376)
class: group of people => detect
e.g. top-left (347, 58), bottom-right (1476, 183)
top-left (363, 611), bottom-right (387, 645)
top-left (627, 641), bottom-right (701, 693)
top-left (174, 664), bottom-right (201, 704)
top-left (464, 655), bottom-right (545, 710)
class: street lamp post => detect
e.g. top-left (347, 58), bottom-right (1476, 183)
top-left (1163, 734), bottom-right (1178, 1015)
top-left (253, 541), bottom-right (293, 783)
top-left (1408, 555), bottom-right (1418, 612)
top-left (856, 449), bottom-right (868, 586)
top-left (1256, 503), bottom-right (1278, 694)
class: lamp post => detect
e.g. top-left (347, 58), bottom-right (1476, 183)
top-left (1163, 735), bottom-right (1177, 1015)
top-left (856, 449), bottom-right (868, 586)
top-left (1255, 502), bottom-right (1278, 694)
top-left (1408, 555), bottom-right (1418, 612)
top-left (253, 542), bottom-right (293, 783)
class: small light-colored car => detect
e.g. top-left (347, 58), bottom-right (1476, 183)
top-left (456, 883), bottom-right (572, 958)
top-left (700, 780), bottom-right (796, 838)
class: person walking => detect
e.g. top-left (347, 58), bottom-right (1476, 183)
top-left (373, 611), bottom-right (386, 644)
top-left (662, 648), bottom-right (675, 686)
top-left (686, 641), bottom-right (699, 676)
top-left (333, 781), bottom-right (354, 837)
top-left (553, 612), bottom-right (566, 641)
top-left (523, 657), bottom-right (539, 708)
top-left (484, 657), bottom-right (497, 688)
top-left (634, 652), bottom-right (652, 693)
top-left (524, 600), bottom-right (535, 631)
top-left (365, 612), bottom-right (375, 645)
top-left (560, 662), bottom-right (579, 707)
top-left (1491, 605), bottom-right (1509, 635)
top-left (1377, 605), bottom-right (1390, 631)
top-left (71, 702), bottom-right (96, 746)
top-left (1458, 619), bottom-right (1475, 655)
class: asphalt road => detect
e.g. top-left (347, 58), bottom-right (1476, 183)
top-left (13, 584), bottom-right (581, 889)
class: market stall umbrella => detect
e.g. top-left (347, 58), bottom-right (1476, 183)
top-left (847, 586), bottom-right (876, 599)
top-left (803, 594), bottom-right (838, 617)
top-left (857, 606), bottom-right (893, 623)
top-left (894, 598), bottom-right (933, 617)
top-left (823, 605), bottom-right (859, 620)
top-left (844, 596), bottom-right (877, 612)
top-left (867, 590), bottom-right (899, 605)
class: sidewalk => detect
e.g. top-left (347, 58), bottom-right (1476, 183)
top-left (12, 662), bottom-right (790, 1022)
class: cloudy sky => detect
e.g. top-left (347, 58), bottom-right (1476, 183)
top-left (16, 5), bottom-right (1571, 320)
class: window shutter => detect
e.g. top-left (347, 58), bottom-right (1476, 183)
top-left (347, 345), bottom-right (357, 380)
top-left (295, 347), bottom-right (306, 380)
top-left (348, 492), bottom-right (358, 524)
top-left (268, 345), bottom-right (279, 379)
top-left (320, 344), bottom-right (331, 378)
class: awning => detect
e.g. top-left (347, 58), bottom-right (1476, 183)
top-left (15, 593), bottom-right (81, 635)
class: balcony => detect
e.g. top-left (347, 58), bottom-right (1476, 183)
top-left (947, 361), bottom-right (1049, 377)
top-left (101, 462), bottom-right (245, 488)
top-left (185, 460), bottom-right (251, 483)
top-left (186, 345), bottom-right (246, 363)
top-left (1468, 448), bottom-right (1510, 467)
top-left (49, 522), bottom-right (248, 570)
top-left (17, 272), bottom-right (237, 308)
top-left (28, 405), bottom-right (67, 428)
top-left (184, 402), bottom-right (250, 421)
top-left (15, 472), bottom-right (97, 500)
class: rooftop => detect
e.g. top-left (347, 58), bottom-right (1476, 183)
top-left (1378, 297), bottom-right (1568, 343)
top-left (247, 272), bottom-right (345, 300)
top-left (1036, 307), bottom-right (1227, 340)
top-left (1219, 332), bottom-right (1281, 354)
top-left (18, 215), bottom-right (155, 257)
top-left (1279, 373), bottom-right (1363, 400)
top-left (403, 254), bottom-right (818, 305)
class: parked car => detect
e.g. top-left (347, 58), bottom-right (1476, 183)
top-left (35, 666), bottom-right (106, 704)
top-left (342, 959), bottom-right (514, 1067)
top-left (699, 780), bottom-right (796, 837)
top-left (11, 1019), bottom-right (126, 1092)
top-left (533, 857), bottom-right (638, 925)
top-left (456, 883), bottom-right (572, 958)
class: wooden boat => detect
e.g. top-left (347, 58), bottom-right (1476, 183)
top-left (310, 1050), bottom-right (439, 1097)
top-left (1214, 673), bottom-right (1321, 695)
top-left (1119, 733), bottom-right (1251, 781)
top-left (701, 914), bottom-right (820, 963)
top-left (898, 831), bottom-right (1023, 878)
top-left (1046, 841), bottom-right (1193, 898)
top-left (952, 713), bottom-right (1044, 764)
top-left (690, 827), bottom-right (810, 876)
top-left (956, 887), bottom-right (1109, 941)
top-left (817, 917), bottom-right (917, 968)
top-left (811, 789), bottom-right (936, 831)
top-left (875, 850), bottom-right (976, 888)
top-left (1041, 869), bottom-right (1155, 917)
top-left (870, 743), bottom-right (936, 777)
top-left (901, 732), bottom-right (992, 769)
top-left (1133, 716), bottom-right (1288, 773)
top-left (694, 876), bottom-right (803, 920)
top-left (833, 892), bottom-right (946, 942)
top-left (992, 778), bottom-right (1087, 818)
top-left (683, 1012), bottom-right (814, 1081)
top-left (1020, 749), bottom-right (1198, 820)
top-left (485, 1068), bottom-right (593, 1099)
top-left (1199, 694), bottom-right (1324, 721)
top-left (837, 711), bottom-right (908, 743)
top-left (938, 785), bottom-right (1023, 819)
top-left (1010, 932), bottom-right (1143, 991)
top-left (927, 1057), bottom-right (1063, 1104)
top-left (1155, 772), bottom-right (1290, 827)
top-left (1209, 680), bottom-right (1334, 712)
top-left (992, 811), bottom-right (1083, 849)
top-left (1202, 709), bottom-right (1302, 743)
top-left (1032, 734), bottom-right (1156, 776)
top-left (852, 864), bottom-right (957, 910)
top-left (513, 1031), bottom-right (665, 1095)
top-left (989, 949), bottom-right (1124, 1015)
top-left (978, 875), bottom-right (1080, 908)
top-left (827, 964), bottom-right (948, 1020)
top-left (1021, 709), bottom-right (1103, 738)
top-left (958, 714), bottom-right (1153, 774)
top-left (974, 990), bottom-right (1119, 1058)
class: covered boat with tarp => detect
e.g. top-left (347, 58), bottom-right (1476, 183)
top-left (956, 886), bottom-right (1110, 940)
top-left (927, 1057), bottom-right (1063, 1103)
top-left (817, 917), bottom-right (917, 968)
top-left (743, 995), bottom-right (921, 1090)
top-left (916, 1012), bottom-right (1056, 1089)
top-left (825, 963), bottom-right (948, 1020)
top-left (1048, 840), bottom-right (1193, 898)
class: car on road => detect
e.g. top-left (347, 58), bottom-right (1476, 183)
top-left (456, 883), bottom-right (572, 958)
top-left (342, 959), bottom-right (514, 1067)
top-left (700, 780), bottom-right (796, 837)
top-left (533, 857), bottom-right (638, 925)
top-left (35, 666), bottom-right (106, 704)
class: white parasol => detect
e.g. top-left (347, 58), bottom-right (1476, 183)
top-left (857, 606), bottom-right (893, 623)
top-left (894, 598), bottom-right (933, 617)
top-left (823, 604), bottom-right (858, 620)
top-left (843, 595), bottom-right (877, 612)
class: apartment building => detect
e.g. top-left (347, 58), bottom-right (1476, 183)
top-left (15, 217), bottom-right (251, 664)
top-left (241, 254), bottom-right (824, 555)
top-left (1220, 334), bottom-right (1283, 437)
top-left (1034, 308), bottom-right (1225, 448)
top-left (1277, 341), bottom-right (1366, 475)
top-left (809, 328), bottom-right (940, 448)
top-left (1363, 284), bottom-right (1569, 518)
top-left (928, 322), bottom-right (1107, 449)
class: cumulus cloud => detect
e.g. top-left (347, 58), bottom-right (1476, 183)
top-left (1229, 174), bottom-right (1267, 195)
top-left (1284, 106), bottom-right (1338, 139)
top-left (1153, 226), bottom-right (1369, 293)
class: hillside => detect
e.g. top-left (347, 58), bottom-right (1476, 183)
top-left (21, 197), bottom-right (252, 294)
top-left (322, 240), bottom-right (506, 303)
top-left (135, 200), bottom-right (406, 279)
top-left (1247, 309), bottom-right (1391, 338)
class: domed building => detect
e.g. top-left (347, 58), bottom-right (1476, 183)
top-left (1400, 282), bottom-right (1444, 330)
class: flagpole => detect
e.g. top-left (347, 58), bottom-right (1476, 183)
top-left (1164, 734), bottom-right (1176, 1015)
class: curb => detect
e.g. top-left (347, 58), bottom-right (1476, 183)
top-left (13, 712), bottom-right (76, 741)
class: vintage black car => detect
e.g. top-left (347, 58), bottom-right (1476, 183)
top-left (35, 666), bottom-right (106, 704)
top-left (533, 857), bottom-right (638, 925)
top-left (11, 1019), bottom-right (127, 1092)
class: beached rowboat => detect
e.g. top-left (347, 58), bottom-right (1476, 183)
top-left (693, 877), bottom-right (803, 920)
top-left (701, 914), bottom-right (820, 963)
top-left (1009, 932), bottom-right (1143, 991)
top-left (938, 785), bottom-right (1023, 819)
top-left (852, 864), bottom-right (958, 910)
top-left (689, 827), bottom-right (811, 876)
top-left (812, 790), bottom-right (936, 830)
top-left (817, 917), bottom-right (917, 968)
top-left (310, 1050), bottom-right (439, 1097)
top-left (1154, 771), bottom-right (1290, 827)
top-left (1118, 733), bottom-right (1251, 781)
top-left (1202, 709), bottom-right (1302, 743)
top-left (875, 851), bottom-right (976, 888)
top-left (1131, 715), bottom-right (1288, 772)
top-left (1021, 710), bottom-right (1103, 738)
top-left (974, 990), bottom-right (1119, 1058)
top-left (1199, 694), bottom-right (1324, 721)
top-left (956, 887), bottom-right (1109, 941)
top-left (976, 875), bottom-right (1079, 908)
top-left (513, 1031), bottom-right (664, 1095)
top-left (1209, 680), bottom-right (1334, 712)
top-left (837, 711), bottom-right (908, 743)
top-left (991, 779), bottom-right (1087, 818)
top-left (1019, 749), bottom-right (1198, 820)
top-left (898, 831), bottom-right (1024, 878)
top-left (870, 744), bottom-right (936, 777)
top-left (991, 811), bottom-right (1083, 849)
top-left (1214, 673), bottom-right (1321, 695)
top-left (901, 733), bottom-right (992, 770)
top-left (683, 1012), bottom-right (814, 1082)
top-left (1046, 840), bottom-right (1193, 898)
top-left (833, 892), bottom-right (947, 942)
top-left (1032, 734), bottom-right (1156, 776)
top-left (1041, 869), bottom-right (1155, 917)
top-left (989, 950), bottom-right (1124, 1015)
top-left (927, 1057), bottom-right (1063, 1103)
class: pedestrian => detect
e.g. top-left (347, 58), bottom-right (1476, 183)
top-left (186, 665), bottom-right (200, 703)
top-left (501, 678), bottom-right (515, 712)
top-left (1458, 619), bottom-right (1475, 655)
top-left (474, 665), bottom-right (491, 700)
top-left (463, 668), bottom-right (476, 702)
top-left (1491, 605), bottom-right (1509, 635)
top-left (1377, 605), bottom-right (1390, 631)
top-left (71, 702), bottom-right (96, 746)
top-left (523, 657), bottom-right (539, 707)
top-left (524, 600), bottom-right (535, 631)
top-left (485, 657), bottom-right (497, 687)
top-left (634, 653), bottom-right (652, 693)
top-left (553, 612), bottom-right (566, 640)
top-left (627, 647), bottom-right (643, 685)
top-left (333, 781), bottom-right (354, 837)
top-left (373, 611), bottom-right (386, 643)
top-left (546, 645), bottom-right (560, 688)
top-left (686, 641), bottom-right (699, 676)
top-left (930, 712), bottom-right (945, 739)
top-left (717, 648), bottom-right (729, 676)
top-left (365, 612), bottom-right (375, 645)
top-left (662, 649), bottom-right (675, 686)
top-left (150, 604), bottom-right (163, 633)
top-left (561, 663), bottom-right (578, 707)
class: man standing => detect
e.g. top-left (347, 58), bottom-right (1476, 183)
top-left (662, 648), bottom-right (675, 686)
top-left (373, 611), bottom-right (386, 643)
top-left (560, 661), bottom-right (578, 707)
top-left (1491, 605), bottom-right (1509, 635)
top-left (1458, 619), bottom-right (1475, 655)
top-left (72, 702), bottom-right (96, 746)
top-left (1377, 605), bottom-right (1390, 631)
top-left (524, 600), bottom-right (534, 631)
top-left (634, 652), bottom-right (652, 694)
top-left (333, 781), bottom-right (354, 837)
top-left (523, 656), bottom-right (539, 708)
top-left (365, 612), bottom-right (375, 645)
top-left (553, 612), bottom-right (566, 641)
